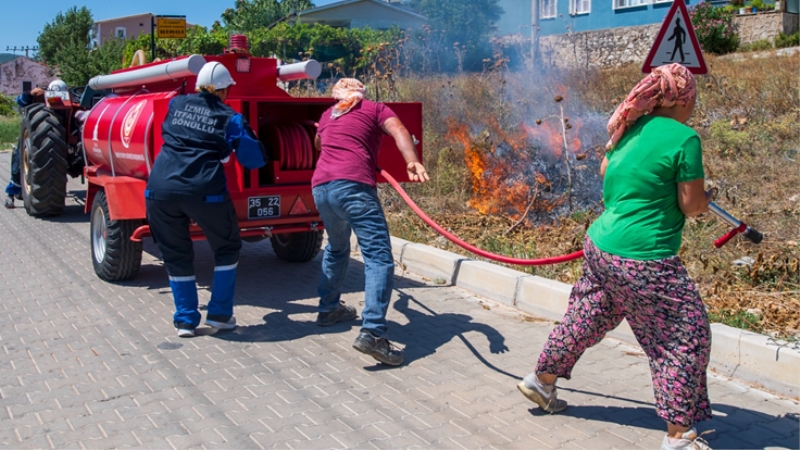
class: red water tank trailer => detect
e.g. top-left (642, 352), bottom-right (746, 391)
top-left (81, 40), bottom-right (423, 281)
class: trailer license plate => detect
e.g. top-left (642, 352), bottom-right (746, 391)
top-left (248, 196), bottom-right (280, 219)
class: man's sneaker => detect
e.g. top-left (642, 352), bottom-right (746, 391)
top-left (175, 323), bottom-right (196, 338)
top-left (660, 428), bottom-right (714, 450)
top-left (352, 330), bottom-right (403, 366)
top-left (205, 315), bottom-right (237, 330)
top-left (517, 380), bottom-right (568, 413)
top-left (316, 302), bottom-right (358, 327)
top-left (4, 197), bottom-right (14, 209)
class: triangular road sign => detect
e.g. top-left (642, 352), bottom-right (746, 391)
top-left (642, 0), bottom-right (708, 75)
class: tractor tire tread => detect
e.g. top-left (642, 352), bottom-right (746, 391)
top-left (270, 230), bottom-right (324, 263)
top-left (22, 108), bottom-right (68, 217)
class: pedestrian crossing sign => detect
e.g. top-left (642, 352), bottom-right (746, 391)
top-left (641, 0), bottom-right (708, 75)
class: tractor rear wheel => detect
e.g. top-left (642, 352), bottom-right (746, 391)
top-left (20, 106), bottom-right (68, 217)
top-left (91, 190), bottom-right (143, 281)
top-left (270, 230), bottom-right (323, 262)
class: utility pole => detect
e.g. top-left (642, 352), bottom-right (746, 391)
top-left (5, 46), bottom-right (38, 58)
top-left (531, 0), bottom-right (540, 69)
top-left (151, 15), bottom-right (156, 63)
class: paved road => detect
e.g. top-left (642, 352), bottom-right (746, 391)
top-left (0, 152), bottom-right (798, 449)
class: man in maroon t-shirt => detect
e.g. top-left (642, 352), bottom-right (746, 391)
top-left (312, 78), bottom-right (429, 366)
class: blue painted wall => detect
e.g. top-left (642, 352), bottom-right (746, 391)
top-left (497, 0), bottom-right (694, 37)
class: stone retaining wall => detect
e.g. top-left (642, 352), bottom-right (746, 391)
top-left (534, 12), bottom-right (798, 68)
top-left (734, 11), bottom-right (800, 43)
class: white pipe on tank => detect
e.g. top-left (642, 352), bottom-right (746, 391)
top-left (277, 60), bottom-right (322, 82)
top-left (88, 54), bottom-right (207, 90)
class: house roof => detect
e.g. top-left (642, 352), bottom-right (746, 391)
top-left (298, 0), bottom-right (427, 21)
top-left (94, 13), bottom-right (154, 24)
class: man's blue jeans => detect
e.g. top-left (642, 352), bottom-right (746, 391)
top-left (312, 180), bottom-right (394, 338)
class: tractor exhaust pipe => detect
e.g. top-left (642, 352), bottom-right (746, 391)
top-left (88, 54), bottom-right (207, 91)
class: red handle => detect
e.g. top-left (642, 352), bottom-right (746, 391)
top-left (714, 223), bottom-right (747, 248)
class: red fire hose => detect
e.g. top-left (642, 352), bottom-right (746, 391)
top-left (377, 170), bottom-right (763, 266)
top-left (379, 168), bottom-right (585, 265)
top-left (274, 125), bottom-right (759, 266)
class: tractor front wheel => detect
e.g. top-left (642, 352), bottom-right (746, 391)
top-left (21, 106), bottom-right (68, 217)
top-left (91, 190), bottom-right (143, 281)
top-left (270, 230), bottom-right (323, 262)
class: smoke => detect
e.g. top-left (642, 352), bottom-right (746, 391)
top-left (435, 62), bottom-right (609, 226)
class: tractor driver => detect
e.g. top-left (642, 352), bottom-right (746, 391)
top-left (145, 62), bottom-right (268, 338)
top-left (5, 79), bottom-right (66, 209)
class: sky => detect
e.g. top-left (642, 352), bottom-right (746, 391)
top-left (0, 0), bottom-right (340, 56)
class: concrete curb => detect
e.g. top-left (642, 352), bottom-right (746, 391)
top-left (387, 236), bottom-right (800, 399)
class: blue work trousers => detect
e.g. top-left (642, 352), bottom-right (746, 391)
top-left (312, 180), bottom-right (394, 338)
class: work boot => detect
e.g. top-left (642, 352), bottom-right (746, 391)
top-left (352, 330), bottom-right (403, 366)
top-left (316, 302), bottom-right (358, 327)
top-left (4, 197), bottom-right (14, 209)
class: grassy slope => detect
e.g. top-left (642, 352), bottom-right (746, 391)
top-left (380, 53), bottom-right (799, 337)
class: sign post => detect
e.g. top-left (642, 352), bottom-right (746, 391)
top-left (641, 0), bottom-right (707, 75)
top-left (150, 15), bottom-right (187, 63)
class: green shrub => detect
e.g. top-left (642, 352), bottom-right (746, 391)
top-left (750, 0), bottom-right (767, 10)
top-left (709, 119), bottom-right (751, 154)
top-left (0, 115), bottom-right (21, 147)
top-left (739, 38), bottom-right (774, 51)
top-left (0, 95), bottom-right (15, 117)
top-left (689, 1), bottom-right (739, 54)
top-left (775, 32), bottom-right (800, 48)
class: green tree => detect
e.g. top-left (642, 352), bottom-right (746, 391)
top-left (37, 6), bottom-right (93, 66)
top-left (221, 0), bottom-right (315, 32)
top-left (409, 0), bottom-right (503, 70)
top-left (123, 26), bottom-right (228, 66)
top-left (36, 7), bottom-right (125, 86)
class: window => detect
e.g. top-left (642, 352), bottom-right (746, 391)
top-left (570, 0), bottom-right (591, 14)
top-left (614, 0), bottom-right (647, 8)
top-left (540, 0), bottom-right (557, 18)
top-left (115, 27), bottom-right (126, 38)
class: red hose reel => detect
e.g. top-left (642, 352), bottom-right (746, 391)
top-left (268, 123), bottom-right (316, 171)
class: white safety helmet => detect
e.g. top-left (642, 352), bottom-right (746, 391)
top-left (48, 79), bottom-right (67, 91)
top-left (195, 62), bottom-right (236, 91)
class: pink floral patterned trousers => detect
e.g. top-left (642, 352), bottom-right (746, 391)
top-left (536, 237), bottom-right (712, 427)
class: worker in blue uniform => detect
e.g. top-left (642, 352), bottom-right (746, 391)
top-left (145, 62), bottom-right (268, 338)
top-left (4, 80), bottom-right (65, 209)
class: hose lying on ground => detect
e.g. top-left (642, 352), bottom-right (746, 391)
top-left (379, 170), bottom-right (763, 266)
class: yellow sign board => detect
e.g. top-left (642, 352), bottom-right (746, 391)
top-left (156, 17), bottom-right (186, 39)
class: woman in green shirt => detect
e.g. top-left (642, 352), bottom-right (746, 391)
top-left (517, 64), bottom-right (713, 450)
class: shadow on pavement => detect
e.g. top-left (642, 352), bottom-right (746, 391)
top-left (528, 400), bottom-right (798, 448)
top-left (388, 289), bottom-right (513, 374)
top-left (204, 255), bottom-right (511, 378)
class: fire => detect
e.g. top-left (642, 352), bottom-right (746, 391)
top-left (448, 111), bottom-right (587, 225)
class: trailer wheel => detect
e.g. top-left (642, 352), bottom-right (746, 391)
top-left (270, 230), bottom-right (323, 262)
top-left (91, 190), bottom-right (143, 281)
top-left (21, 106), bottom-right (68, 217)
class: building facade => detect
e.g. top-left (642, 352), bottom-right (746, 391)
top-left (497, 0), bottom-right (698, 37)
top-left (0, 57), bottom-right (56, 96)
top-left (94, 13), bottom-right (155, 47)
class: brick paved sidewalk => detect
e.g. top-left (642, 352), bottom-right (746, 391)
top-left (0, 152), bottom-right (798, 449)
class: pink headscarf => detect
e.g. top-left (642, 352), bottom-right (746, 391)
top-left (331, 78), bottom-right (365, 120)
top-left (605, 63), bottom-right (697, 151)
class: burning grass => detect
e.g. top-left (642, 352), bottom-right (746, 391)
top-left (380, 52), bottom-right (800, 338)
